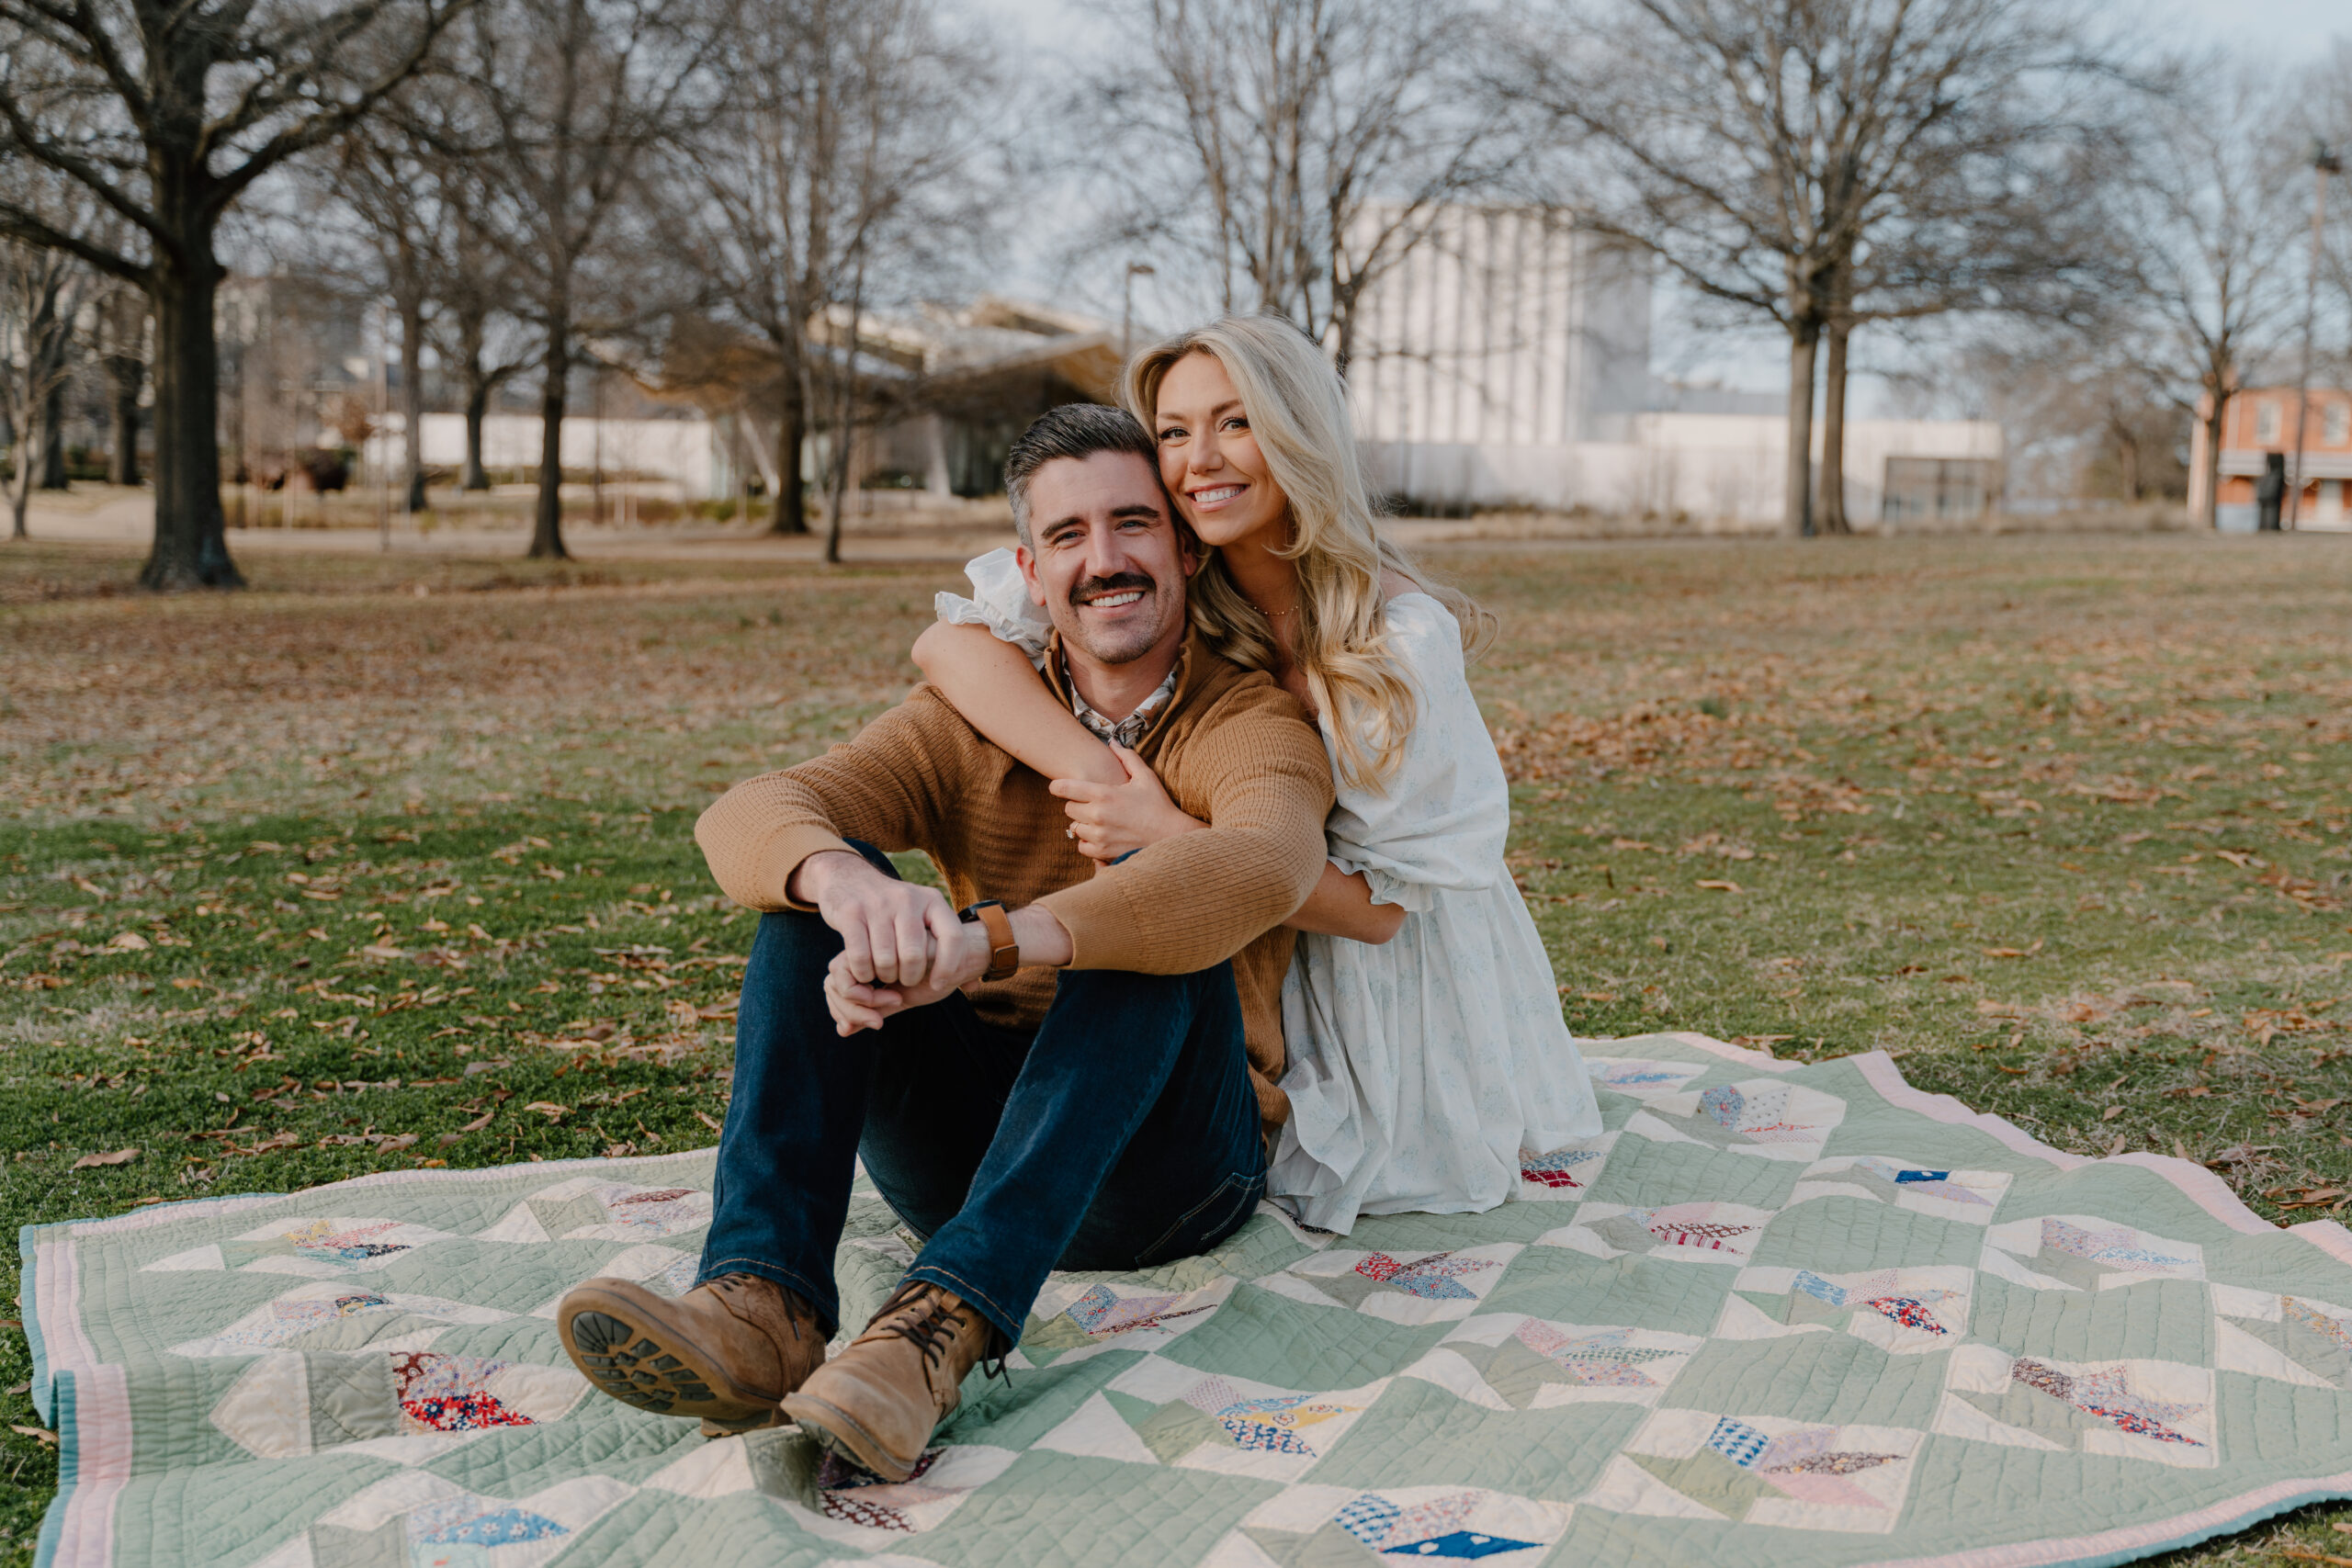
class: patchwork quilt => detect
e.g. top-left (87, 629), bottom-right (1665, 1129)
top-left (26, 1032), bottom-right (2352, 1567)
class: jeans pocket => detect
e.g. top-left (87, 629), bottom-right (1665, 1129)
top-left (1135, 1169), bottom-right (1265, 1269)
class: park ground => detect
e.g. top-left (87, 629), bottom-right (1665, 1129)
top-left (1, 531), bottom-right (2349, 1564)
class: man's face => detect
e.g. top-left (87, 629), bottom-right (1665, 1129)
top-left (1016, 450), bottom-right (1194, 668)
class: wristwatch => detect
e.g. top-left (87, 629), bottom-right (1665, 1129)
top-left (957, 899), bottom-right (1020, 982)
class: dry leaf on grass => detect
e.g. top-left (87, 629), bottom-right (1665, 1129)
top-left (235, 1131), bottom-right (305, 1156)
top-left (72, 1147), bottom-right (139, 1168)
top-left (10, 1425), bottom-right (56, 1445)
top-left (525, 1101), bottom-right (570, 1120)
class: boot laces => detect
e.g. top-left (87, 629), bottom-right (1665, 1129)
top-left (869, 1280), bottom-right (1009, 1388)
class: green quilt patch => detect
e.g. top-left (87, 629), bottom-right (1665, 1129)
top-left (27, 1032), bottom-right (2352, 1566)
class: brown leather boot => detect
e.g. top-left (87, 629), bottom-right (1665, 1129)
top-left (782, 1278), bottom-right (1000, 1482)
top-left (558, 1272), bottom-right (822, 1434)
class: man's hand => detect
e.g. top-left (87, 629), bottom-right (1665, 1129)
top-left (821, 903), bottom-right (1075, 1035)
top-left (824, 918), bottom-right (990, 1034)
top-left (789, 850), bottom-right (960, 988)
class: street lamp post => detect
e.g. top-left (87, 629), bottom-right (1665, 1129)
top-left (2287, 140), bottom-right (2342, 533)
top-left (1121, 261), bottom-right (1156, 362)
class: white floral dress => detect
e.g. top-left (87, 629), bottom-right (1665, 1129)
top-left (938, 553), bottom-right (1601, 1234)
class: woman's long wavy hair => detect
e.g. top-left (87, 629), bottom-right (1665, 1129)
top-left (1121, 314), bottom-right (1496, 793)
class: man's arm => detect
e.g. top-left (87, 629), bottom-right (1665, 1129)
top-left (1034, 683), bottom-right (1333, 975)
top-left (696, 693), bottom-right (972, 988)
top-left (695, 691), bottom-right (967, 912)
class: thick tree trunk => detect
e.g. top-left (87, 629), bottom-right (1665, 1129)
top-left (1816, 318), bottom-right (1851, 535)
top-left (530, 329), bottom-right (570, 559)
top-left (772, 373), bottom-right (808, 535)
top-left (141, 257), bottom-right (242, 590)
top-left (462, 378), bottom-right (492, 490)
top-left (107, 359), bottom-right (143, 486)
top-left (1784, 321), bottom-right (1819, 537)
top-left (40, 385), bottom-right (69, 490)
top-left (401, 295), bottom-right (428, 512)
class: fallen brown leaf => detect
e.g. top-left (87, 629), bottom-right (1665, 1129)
top-left (10, 1425), bottom-right (56, 1445)
top-left (525, 1101), bottom-right (571, 1120)
top-left (72, 1147), bottom-right (140, 1168)
top-left (1695, 879), bottom-right (1742, 893)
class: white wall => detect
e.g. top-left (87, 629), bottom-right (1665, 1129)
top-left (1348, 209), bottom-right (1651, 447)
top-left (1364, 414), bottom-right (2004, 525)
top-left (360, 414), bottom-right (738, 499)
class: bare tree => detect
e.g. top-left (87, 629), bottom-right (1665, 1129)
top-left (1509, 0), bottom-right (2134, 536)
top-left (2108, 69), bottom-right (2301, 530)
top-left (1811, 113), bottom-right (2128, 530)
top-left (1085, 0), bottom-right (1519, 371)
top-left (429, 166), bottom-right (534, 491)
top-left (0, 0), bottom-right (471, 586)
top-left (1, 233), bottom-right (92, 537)
top-left (455, 0), bottom-right (732, 559)
top-left (319, 125), bottom-right (442, 512)
top-left (671, 0), bottom-right (995, 536)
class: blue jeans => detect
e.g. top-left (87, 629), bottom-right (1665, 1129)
top-left (695, 846), bottom-right (1269, 1348)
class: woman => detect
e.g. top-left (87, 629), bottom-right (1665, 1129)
top-left (912, 314), bottom-right (1600, 1234)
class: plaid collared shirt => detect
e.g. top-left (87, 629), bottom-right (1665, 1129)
top-left (1066, 657), bottom-right (1179, 751)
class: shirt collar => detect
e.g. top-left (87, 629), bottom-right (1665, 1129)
top-left (1065, 653), bottom-right (1180, 751)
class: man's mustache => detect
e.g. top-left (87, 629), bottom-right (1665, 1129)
top-left (1066, 571), bottom-right (1157, 607)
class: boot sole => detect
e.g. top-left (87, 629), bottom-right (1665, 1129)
top-left (782, 1392), bottom-right (920, 1483)
top-left (557, 1282), bottom-right (786, 1431)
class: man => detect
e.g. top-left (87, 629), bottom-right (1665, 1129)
top-left (555, 403), bottom-right (1333, 1483)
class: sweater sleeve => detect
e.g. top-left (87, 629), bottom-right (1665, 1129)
top-left (1035, 683), bottom-right (1333, 974)
top-left (695, 692), bottom-right (967, 910)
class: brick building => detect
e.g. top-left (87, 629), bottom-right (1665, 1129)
top-left (2191, 387), bottom-right (2352, 531)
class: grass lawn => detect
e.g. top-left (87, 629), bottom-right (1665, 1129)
top-left (3, 531), bottom-right (2349, 1564)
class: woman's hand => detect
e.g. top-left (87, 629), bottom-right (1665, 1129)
top-left (1050, 743), bottom-right (1205, 863)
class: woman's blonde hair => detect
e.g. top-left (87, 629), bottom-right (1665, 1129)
top-left (1121, 314), bottom-right (1496, 793)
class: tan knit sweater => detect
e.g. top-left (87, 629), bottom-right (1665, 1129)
top-left (695, 630), bottom-right (1335, 1126)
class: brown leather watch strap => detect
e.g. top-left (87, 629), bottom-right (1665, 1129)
top-left (960, 899), bottom-right (1020, 982)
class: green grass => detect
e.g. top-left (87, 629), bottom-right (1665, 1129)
top-left (2, 532), bottom-right (2350, 1563)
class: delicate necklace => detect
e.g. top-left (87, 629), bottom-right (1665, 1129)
top-left (1244, 597), bottom-right (1298, 619)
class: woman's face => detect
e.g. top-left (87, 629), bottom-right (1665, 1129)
top-left (1152, 350), bottom-right (1289, 550)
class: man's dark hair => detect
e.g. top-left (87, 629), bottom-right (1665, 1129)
top-left (1003, 402), bottom-right (1159, 545)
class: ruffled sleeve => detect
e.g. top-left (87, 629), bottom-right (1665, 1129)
top-left (1323, 594), bottom-right (1510, 912)
top-left (933, 547), bottom-right (1052, 670)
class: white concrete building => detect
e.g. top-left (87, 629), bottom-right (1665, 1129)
top-left (1346, 206), bottom-right (2003, 526)
top-left (363, 414), bottom-right (740, 500)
